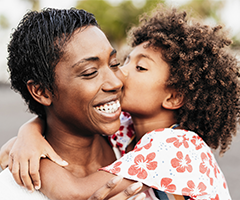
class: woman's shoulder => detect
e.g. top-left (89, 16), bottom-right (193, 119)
top-left (0, 168), bottom-right (49, 200)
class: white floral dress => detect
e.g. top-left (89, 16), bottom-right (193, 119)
top-left (101, 112), bottom-right (232, 200)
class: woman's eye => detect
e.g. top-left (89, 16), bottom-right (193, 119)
top-left (136, 66), bottom-right (147, 71)
top-left (110, 63), bottom-right (120, 68)
top-left (82, 70), bottom-right (98, 77)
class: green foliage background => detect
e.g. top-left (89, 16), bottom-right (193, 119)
top-left (76, 0), bottom-right (166, 48)
top-left (73, 0), bottom-right (240, 49)
top-left (1, 0), bottom-right (239, 48)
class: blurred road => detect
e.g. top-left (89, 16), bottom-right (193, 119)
top-left (0, 83), bottom-right (239, 199)
top-left (0, 83), bottom-right (34, 148)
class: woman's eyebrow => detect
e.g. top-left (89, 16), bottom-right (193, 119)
top-left (71, 49), bottom-right (117, 68)
top-left (110, 49), bottom-right (117, 57)
top-left (71, 56), bottom-right (99, 68)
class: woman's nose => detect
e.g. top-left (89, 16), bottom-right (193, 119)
top-left (102, 70), bottom-right (123, 93)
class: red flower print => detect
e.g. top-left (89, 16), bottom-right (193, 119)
top-left (116, 142), bottom-right (123, 148)
top-left (211, 194), bottom-right (219, 200)
top-left (134, 139), bottom-right (153, 152)
top-left (119, 126), bottom-right (124, 131)
top-left (190, 135), bottom-right (204, 150)
top-left (154, 128), bottom-right (164, 132)
top-left (123, 112), bottom-right (131, 118)
top-left (108, 161), bottom-right (122, 174)
top-left (166, 134), bottom-right (189, 148)
top-left (223, 181), bottom-right (227, 189)
top-left (171, 151), bottom-right (193, 173)
top-left (160, 178), bottom-right (176, 193)
top-left (199, 153), bottom-right (211, 173)
top-left (128, 152), bottom-right (158, 179)
top-left (151, 185), bottom-right (158, 190)
top-left (127, 124), bottom-right (134, 138)
top-left (143, 140), bottom-right (153, 149)
top-left (135, 139), bottom-right (142, 147)
top-left (213, 162), bottom-right (220, 178)
top-left (199, 152), bottom-right (214, 185)
top-left (182, 180), bottom-right (207, 197)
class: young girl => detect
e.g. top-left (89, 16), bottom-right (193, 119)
top-left (1, 6), bottom-right (239, 200)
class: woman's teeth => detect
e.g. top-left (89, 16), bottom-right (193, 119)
top-left (95, 100), bottom-right (120, 113)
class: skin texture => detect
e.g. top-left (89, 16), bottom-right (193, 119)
top-left (43, 26), bottom-right (123, 138)
top-left (0, 30), bottom-right (182, 200)
top-left (127, 7), bottom-right (240, 154)
top-left (120, 42), bottom-right (183, 141)
top-left (2, 6), bottom-right (238, 200)
top-left (87, 176), bottom-right (146, 200)
top-left (1, 8), bottom-right (147, 200)
top-left (27, 26), bottom-right (148, 199)
top-left (29, 39), bottom-right (181, 200)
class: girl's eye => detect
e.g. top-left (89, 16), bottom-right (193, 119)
top-left (123, 56), bottom-right (130, 65)
top-left (136, 66), bottom-right (147, 71)
top-left (110, 63), bottom-right (120, 68)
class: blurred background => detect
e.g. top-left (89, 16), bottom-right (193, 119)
top-left (0, 0), bottom-right (239, 199)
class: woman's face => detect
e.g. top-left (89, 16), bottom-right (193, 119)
top-left (50, 26), bottom-right (123, 136)
top-left (120, 42), bottom-right (170, 117)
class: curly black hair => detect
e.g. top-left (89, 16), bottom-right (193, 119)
top-left (7, 8), bottom-right (98, 119)
top-left (128, 5), bottom-right (240, 154)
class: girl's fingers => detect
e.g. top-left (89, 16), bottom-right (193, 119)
top-left (11, 157), bottom-right (24, 187)
top-left (0, 137), bottom-right (17, 170)
top-left (29, 156), bottom-right (41, 190)
top-left (20, 160), bottom-right (34, 191)
top-left (45, 146), bottom-right (68, 167)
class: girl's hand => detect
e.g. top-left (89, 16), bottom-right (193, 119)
top-left (2, 117), bottom-right (68, 192)
top-left (8, 132), bottom-right (68, 192)
top-left (0, 137), bottom-right (17, 170)
top-left (88, 176), bottom-right (146, 200)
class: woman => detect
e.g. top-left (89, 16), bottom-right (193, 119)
top-left (0, 8), bottom-right (145, 200)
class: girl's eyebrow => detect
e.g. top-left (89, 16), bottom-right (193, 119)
top-left (126, 53), bottom-right (155, 63)
top-left (137, 53), bottom-right (155, 63)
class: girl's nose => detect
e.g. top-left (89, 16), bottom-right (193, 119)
top-left (121, 68), bottom-right (129, 77)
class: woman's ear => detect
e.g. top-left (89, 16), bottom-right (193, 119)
top-left (162, 91), bottom-right (184, 110)
top-left (27, 80), bottom-right (52, 106)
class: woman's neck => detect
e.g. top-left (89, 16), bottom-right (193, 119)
top-left (131, 110), bottom-right (177, 142)
top-left (45, 126), bottom-right (115, 177)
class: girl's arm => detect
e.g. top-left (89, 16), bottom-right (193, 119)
top-left (0, 136), bottom-right (17, 170)
top-left (0, 116), bottom-right (67, 191)
top-left (39, 158), bottom-right (148, 200)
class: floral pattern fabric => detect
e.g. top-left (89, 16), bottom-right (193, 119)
top-left (101, 113), bottom-right (232, 200)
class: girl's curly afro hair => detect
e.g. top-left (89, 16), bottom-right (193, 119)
top-left (128, 5), bottom-right (240, 154)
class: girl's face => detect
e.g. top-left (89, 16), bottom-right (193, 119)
top-left (120, 42), bottom-right (171, 117)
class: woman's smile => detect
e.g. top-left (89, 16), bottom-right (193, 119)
top-left (49, 26), bottom-right (123, 136)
